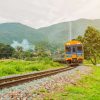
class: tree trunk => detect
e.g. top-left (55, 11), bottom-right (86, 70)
top-left (90, 53), bottom-right (97, 65)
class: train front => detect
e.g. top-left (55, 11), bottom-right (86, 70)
top-left (64, 40), bottom-right (84, 65)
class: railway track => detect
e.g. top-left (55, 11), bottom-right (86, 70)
top-left (0, 66), bottom-right (76, 89)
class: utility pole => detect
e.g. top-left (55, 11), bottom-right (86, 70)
top-left (69, 21), bottom-right (72, 41)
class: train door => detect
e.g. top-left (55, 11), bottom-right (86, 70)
top-left (72, 46), bottom-right (77, 54)
top-left (71, 46), bottom-right (77, 62)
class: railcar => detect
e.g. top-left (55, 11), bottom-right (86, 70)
top-left (64, 40), bottom-right (84, 65)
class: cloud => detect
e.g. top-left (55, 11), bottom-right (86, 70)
top-left (0, 0), bottom-right (100, 28)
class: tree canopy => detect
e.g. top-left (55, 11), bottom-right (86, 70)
top-left (0, 43), bottom-right (14, 58)
top-left (77, 26), bottom-right (100, 65)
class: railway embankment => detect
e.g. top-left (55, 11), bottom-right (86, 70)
top-left (0, 65), bottom-right (92, 100)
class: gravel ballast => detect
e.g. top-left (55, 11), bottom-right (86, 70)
top-left (0, 66), bottom-right (92, 100)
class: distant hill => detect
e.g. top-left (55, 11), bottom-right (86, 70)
top-left (38, 19), bottom-right (100, 44)
top-left (0, 19), bottom-right (100, 47)
top-left (0, 23), bottom-right (44, 44)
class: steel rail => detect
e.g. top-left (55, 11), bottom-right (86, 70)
top-left (0, 66), bottom-right (76, 89)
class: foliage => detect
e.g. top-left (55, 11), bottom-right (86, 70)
top-left (13, 49), bottom-right (33, 60)
top-left (77, 26), bottom-right (100, 65)
top-left (0, 41), bottom-right (58, 60)
top-left (35, 41), bottom-right (52, 57)
top-left (0, 43), bottom-right (14, 59)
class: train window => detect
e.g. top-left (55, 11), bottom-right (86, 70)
top-left (65, 46), bottom-right (71, 52)
top-left (77, 46), bottom-right (82, 51)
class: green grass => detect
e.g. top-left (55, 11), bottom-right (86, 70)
top-left (0, 58), bottom-right (63, 77)
top-left (84, 59), bottom-right (100, 65)
top-left (42, 65), bottom-right (100, 100)
top-left (64, 66), bottom-right (100, 100)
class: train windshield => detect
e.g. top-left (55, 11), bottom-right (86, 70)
top-left (77, 45), bottom-right (82, 53)
top-left (65, 46), bottom-right (71, 54)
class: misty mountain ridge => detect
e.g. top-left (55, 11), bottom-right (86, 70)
top-left (0, 19), bottom-right (100, 48)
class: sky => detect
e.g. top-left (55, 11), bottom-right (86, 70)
top-left (0, 0), bottom-right (100, 28)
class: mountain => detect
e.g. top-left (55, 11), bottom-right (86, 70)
top-left (0, 19), bottom-right (100, 47)
top-left (0, 23), bottom-right (45, 44)
top-left (38, 19), bottom-right (100, 44)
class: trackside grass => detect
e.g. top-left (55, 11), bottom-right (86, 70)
top-left (43, 66), bottom-right (100, 100)
top-left (84, 59), bottom-right (100, 65)
top-left (0, 58), bottom-right (63, 77)
top-left (63, 66), bottom-right (100, 100)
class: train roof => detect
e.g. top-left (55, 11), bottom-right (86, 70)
top-left (65, 40), bottom-right (82, 46)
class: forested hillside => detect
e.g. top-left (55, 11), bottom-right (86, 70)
top-left (0, 19), bottom-right (100, 47)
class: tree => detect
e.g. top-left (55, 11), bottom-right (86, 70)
top-left (0, 43), bottom-right (14, 58)
top-left (77, 35), bottom-right (84, 43)
top-left (77, 26), bottom-right (100, 65)
top-left (35, 41), bottom-right (52, 57)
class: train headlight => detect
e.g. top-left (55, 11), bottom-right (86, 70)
top-left (77, 43), bottom-right (81, 44)
top-left (66, 43), bottom-right (70, 45)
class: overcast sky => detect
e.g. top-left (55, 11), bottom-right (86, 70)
top-left (0, 0), bottom-right (100, 28)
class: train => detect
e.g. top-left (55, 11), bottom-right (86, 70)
top-left (64, 40), bottom-right (84, 65)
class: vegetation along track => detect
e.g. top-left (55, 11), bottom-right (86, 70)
top-left (0, 66), bottom-right (77, 89)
